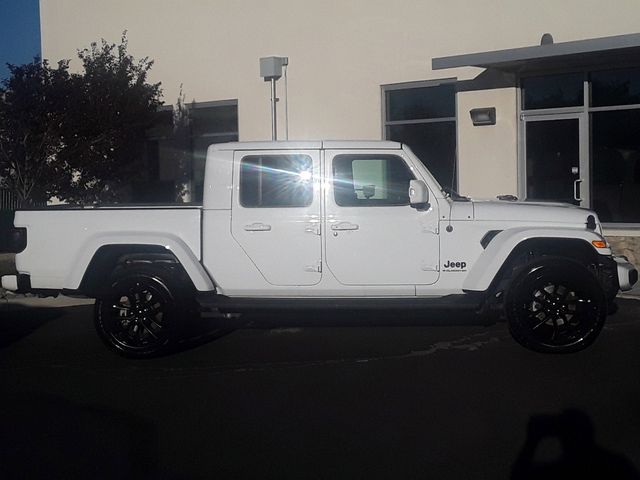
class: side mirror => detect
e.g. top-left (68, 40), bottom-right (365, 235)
top-left (409, 179), bottom-right (430, 210)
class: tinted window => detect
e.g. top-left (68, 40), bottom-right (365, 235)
top-left (386, 84), bottom-right (455, 121)
top-left (240, 155), bottom-right (313, 208)
top-left (190, 104), bottom-right (239, 136)
top-left (591, 68), bottom-right (640, 107)
top-left (387, 122), bottom-right (456, 189)
top-left (333, 155), bottom-right (414, 207)
top-left (522, 73), bottom-right (583, 110)
top-left (592, 110), bottom-right (640, 223)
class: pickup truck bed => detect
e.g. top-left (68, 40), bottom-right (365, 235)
top-left (12, 206), bottom-right (202, 291)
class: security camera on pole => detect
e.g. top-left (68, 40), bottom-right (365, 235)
top-left (259, 56), bottom-right (288, 140)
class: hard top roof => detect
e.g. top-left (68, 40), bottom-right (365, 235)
top-left (210, 140), bottom-right (402, 151)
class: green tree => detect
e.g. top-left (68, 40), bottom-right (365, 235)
top-left (58, 34), bottom-right (163, 203)
top-left (0, 59), bottom-right (72, 205)
top-left (0, 33), bottom-right (163, 205)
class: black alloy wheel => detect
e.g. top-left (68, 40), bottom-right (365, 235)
top-left (95, 267), bottom-right (177, 358)
top-left (506, 258), bottom-right (606, 353)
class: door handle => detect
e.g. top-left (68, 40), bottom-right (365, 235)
top-left (244, 222), bottom-right (272, 232)
top-left (331, 222), bottom-right (359, 231)
top-left (573, 179), bottom-right (583, 202)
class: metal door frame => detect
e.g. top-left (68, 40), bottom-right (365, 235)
top-left (519, 112), bottom-right (590, 207)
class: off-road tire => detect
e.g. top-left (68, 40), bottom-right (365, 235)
top-left (505, 257), bottom-right (607, 353)
top-left (94, 265), bottom-right (193, 358)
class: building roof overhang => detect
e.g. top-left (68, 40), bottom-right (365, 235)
top-left (432, 33), bottom-right (640, 74)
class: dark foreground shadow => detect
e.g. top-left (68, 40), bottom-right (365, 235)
top-left (511, 409), bottom-right (640, 479)
top-left (212, 307), bottom-right (485, 329)
top-left (0, 303), bottom-right (64, 347)
top-left (0, 392), bottom-right (158, 479)
top-left (170, 307), bottom-right (487, 355)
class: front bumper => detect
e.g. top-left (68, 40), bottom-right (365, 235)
top-left (614, 255), bottom-right (638, 291)
top-left (1, 273), bottom-right (30, 292)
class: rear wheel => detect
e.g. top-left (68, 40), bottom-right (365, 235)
top-left (95, 266), bottom-right (187, 358)
top-left (505, 258), bottom-right (606, 353)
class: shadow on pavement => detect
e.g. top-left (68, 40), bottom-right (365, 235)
top-left (511, 409), bottom-right (640, 479)
top-left (0, 392), bottom-right (158, 479)
top-left (0, 303), bottom-right (64, 348)
top-left (213, 307), bottom-right (486, 329)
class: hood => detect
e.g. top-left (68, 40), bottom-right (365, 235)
top-left (472, 199), bottom-right (596, 225)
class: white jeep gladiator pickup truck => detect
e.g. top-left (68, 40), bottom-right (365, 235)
top-left (2, 140), bottom-right (637, 357)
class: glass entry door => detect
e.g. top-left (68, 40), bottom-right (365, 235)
top-left (523, 114), bottom-right (589, 206)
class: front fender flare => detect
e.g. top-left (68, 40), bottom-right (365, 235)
top-left (462, 227), bottom-right (610, 292)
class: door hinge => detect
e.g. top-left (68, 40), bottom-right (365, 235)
top-left (304, 261), bottom-right (322, 273)
top-left (305, 223), bottom-right (321, 235)
top-left (421, 263), bottom-right (439, 272)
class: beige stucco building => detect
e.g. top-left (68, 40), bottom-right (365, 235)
top-left (39, 0), bottom-right (640, 262)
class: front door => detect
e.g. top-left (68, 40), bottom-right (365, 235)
top-left (324, 151), bottom-right (440, 287)
top-left (231, 150), bottom-right (322, 286)
top-left (523, 114), bottom-right (589, 206)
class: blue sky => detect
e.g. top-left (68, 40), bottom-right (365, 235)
top-left (0, 0), bottom-right (41, 80)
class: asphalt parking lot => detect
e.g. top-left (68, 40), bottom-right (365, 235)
top-left (1, 298), bottom-right (640, 479)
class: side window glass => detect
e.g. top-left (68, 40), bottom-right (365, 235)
top-left (240, 154), bottom-right (313, 208)
top-left (333, 155), bottom-right (414, 206)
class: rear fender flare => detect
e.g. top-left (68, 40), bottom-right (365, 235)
top-left (64, 233), bottom-right (215, 292)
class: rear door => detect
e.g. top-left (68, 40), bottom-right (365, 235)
top-left (231, 150), bottom-right (322, 286)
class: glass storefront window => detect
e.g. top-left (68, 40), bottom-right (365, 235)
top-left (591, 109), bottom-right (640, 223)
top-left (387, 122), bottom-right (456, 189)
top-left (384, 83), bottom-right (457, 188)
top-left (591, 68), bottom-right (640, 107)
top-left (522, 73), bottom-right (583, 110)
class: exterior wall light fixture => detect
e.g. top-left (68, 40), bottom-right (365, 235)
top-left (470, 107), bottom-right (496, 126)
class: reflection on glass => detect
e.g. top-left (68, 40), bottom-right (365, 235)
top-left (592, 110), bottom-right (640, 223)
top-left (240, 155), bottom-right (313, 208)
top-left (525, 119), bottom-right (579, 205)
top-left (591, 68), bottom-right (640, 107)
top-left (522, 73), bottom-right (583, 110)
top-left (333, 155), bottom-right (414, 206)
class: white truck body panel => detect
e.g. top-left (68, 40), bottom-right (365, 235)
top-left (12, 208), bottom-right (212, 291)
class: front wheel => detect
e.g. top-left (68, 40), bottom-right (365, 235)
top-left (95, 266), bottom-right (182, 358)
top-left (505, 258), bottom-right (607, 353)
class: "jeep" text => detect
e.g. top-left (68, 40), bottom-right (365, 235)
top-left (443, 260), bottom-right (467, 269)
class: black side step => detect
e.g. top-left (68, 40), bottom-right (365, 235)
top-left (197, 293), bottom-right (484, 313)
